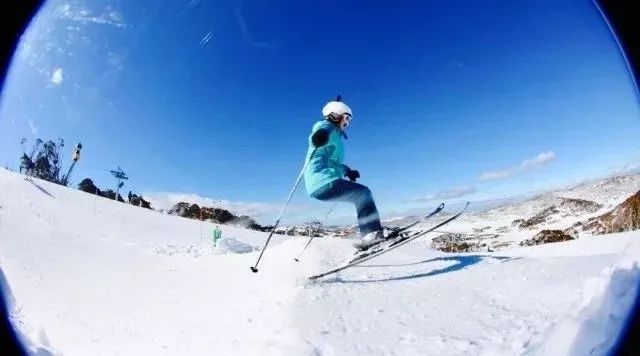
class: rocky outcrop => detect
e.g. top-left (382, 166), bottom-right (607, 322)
top-left (228, 215), bottom-right (264, 231)
top-left (129, 194), bottom-right (152, 209)
top-left (520, 229), bottom-right (575, 246)
top-left (168, 202), bottom-right (268, 231)
top-left (201, 207), bottom-right (236, 223)
top-left (519, 206), bottom-right (560, 229)
top-left (102, 189), bottom-right (125, 203)
top-left (511, 219), bottom-right (525, 227)
top-left (431, 230), bottom-right (504, 252)
top-left (168, 202), bottom-right (199, 218)
top-left (583, 190), bottom-right (640, 234)
top-left (562, 226), bottom-right (579, 239)
top-left (77, 178), bottom-right (150, 207)
top-left (168, 203), bottom-right (236, 223)
top-left (432, 233), bottom-right (479, 253)
top-left (558, 198), bottom-right (602, 214)
top-left (78, 178), bottom-right (100, 194)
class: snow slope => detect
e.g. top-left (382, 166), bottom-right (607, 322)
top-left (420, 173), bottom-right (640, 250)
top-left (1, 168), bottom-right (639, 355)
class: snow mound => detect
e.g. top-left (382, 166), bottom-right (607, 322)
top-left (528, 252), bottom-right (640, 355)
top-left (215, 237), bottom-right (258, 254)
top-left (152, 238), bottom-right (257, 257)
top-left (1, 266), bottom-right (56, 355)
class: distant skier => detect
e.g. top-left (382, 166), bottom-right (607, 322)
top-left (304, 96), bottom-right (393, 251)
top-left (212, 226), bottom-right (222, 247)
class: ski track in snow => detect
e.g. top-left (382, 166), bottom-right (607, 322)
top-left (0, 168), bottom-right (639, 355)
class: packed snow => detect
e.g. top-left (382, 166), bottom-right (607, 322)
top-left (0, 167), bottom-right (639, 355)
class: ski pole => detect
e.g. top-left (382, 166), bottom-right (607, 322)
top-left (294, 203), bottom-right (336, 262)
top-left (250, 149), bottom-right (316, 273)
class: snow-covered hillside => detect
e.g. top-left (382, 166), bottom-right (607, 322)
top-left (1, 167), bottom-right (639, 355)
top-left (421, 173), bottom-right (640, 251)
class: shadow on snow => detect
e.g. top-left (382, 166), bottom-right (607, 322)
top-left (321, 255), bottom-right (521, 284)
top-left (27, 179), bottom-right (54, 198)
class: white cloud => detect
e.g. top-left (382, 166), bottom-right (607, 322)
top-left (410, 185), bottom-right (476, 202)
top-left (50, 67), bottom-right (64, 85)
top-left (28, 119), bottom-right (39, 137)
top-left (56, 4), bottom-right (128, 28)
top-left (478, 151), bottom-right (556, 182)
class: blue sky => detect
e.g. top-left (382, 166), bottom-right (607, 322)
top-left (1, 0), bottom-right (639, 224)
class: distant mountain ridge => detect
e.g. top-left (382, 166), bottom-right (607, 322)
top-left (406, 173), bottom-right (640, 252)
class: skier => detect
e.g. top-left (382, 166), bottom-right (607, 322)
top-left (212, 226), bottom-right (222, 247)
top-left (304, 96), bottom-right (393, 251)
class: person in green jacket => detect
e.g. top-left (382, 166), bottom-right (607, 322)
top-left (304, 96), bottom-right (393, 251)
top-left (212, 226), bottom-right (222, 247)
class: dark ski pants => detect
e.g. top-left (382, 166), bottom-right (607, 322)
top-left (311, 179), bottom-right (382, 236)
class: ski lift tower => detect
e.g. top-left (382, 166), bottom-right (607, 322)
top-left (109, 166), bottom-right (128, 201)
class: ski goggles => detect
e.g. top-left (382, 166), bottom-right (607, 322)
top-left (328, 112), bottom-right (352, 127)
top-left (341, 113), bottom-right (352, 127)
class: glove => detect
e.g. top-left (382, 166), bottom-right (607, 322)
top-left (345, 168), bottom-right (360, 182)
top-left (311, 129), bottom-right (329, 147)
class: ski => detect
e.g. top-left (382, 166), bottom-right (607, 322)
top-left (390, 202), bottom-right (445, 236)
top-left (298, 203), bottom-right (444, 263)
top-left (308, 201), bottom-right (469, 281)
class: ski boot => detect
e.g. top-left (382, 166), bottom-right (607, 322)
top-left (353, 227), bottom-right (400, 251)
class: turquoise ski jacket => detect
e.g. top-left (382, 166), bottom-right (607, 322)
top-left (304, 120), bottom-right (348, 195)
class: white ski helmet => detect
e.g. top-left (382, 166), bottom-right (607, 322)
top-left (322, 96), bottom-right (352, 118)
